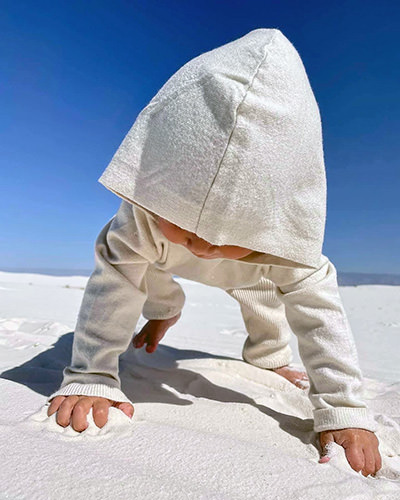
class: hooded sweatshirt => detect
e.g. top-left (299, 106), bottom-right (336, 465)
top-left (48, 28), bottom-right (377, 434)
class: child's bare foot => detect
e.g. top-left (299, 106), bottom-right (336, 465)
top-left (132, 312), bottom-right (181, 353)
top-left (271, 365), bottom-right (309, 390)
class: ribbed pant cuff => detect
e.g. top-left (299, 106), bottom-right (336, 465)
top-left (242, 345), bottom-right (293, 369)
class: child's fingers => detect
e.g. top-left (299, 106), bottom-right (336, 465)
top-left (134, 331), bottom-right (163, 352)
top-left (134, 338), bottom-right (145, 348)
top-left (318, 431), bottom-right (337, 463)
top-left (145, 337), bottom-right (163, 352)
top-left (145, 330), bottom-right (168, 352)
top-left (49, 396), bottom-right (129, 431)
top-left (363, 447), bottom-right (377, 477)
top-left (47, 395), bottom-right (66, 416)
top-left (344, 443), bottom-right (365, 475)
top-left (133, 331), bottom-right (146, 348)
top-left (70, 397), bottom-right (94, 432)
top-left (115, 402), bottom-right (135, 418)
top-left (145, 343), bottom-right (158, 353)
top-left (92, 398), bottom-right (112, 428)
top-left (375, 449), bottom-right (382, 473)
top-left (55, 395), bottom-right (80, 428)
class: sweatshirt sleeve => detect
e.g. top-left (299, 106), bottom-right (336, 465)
top-left (266, 254), bottom-right (377, 433)
top-left (47, 201), bottom-right (164, 405)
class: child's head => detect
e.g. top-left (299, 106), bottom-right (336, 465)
top-left (99, 28), bottom-right (327, 269)
top-left (154, 214), bottom-right (253, 260)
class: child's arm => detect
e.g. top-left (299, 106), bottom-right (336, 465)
top-left (47, 201), bottom-right (164, 420)
top-left (266, 254), bottom-right (377, 433)
top-left (267, 254), bottom-right (381, 475)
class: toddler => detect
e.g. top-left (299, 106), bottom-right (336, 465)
top-left (46, 28), bottom-right (381, 476)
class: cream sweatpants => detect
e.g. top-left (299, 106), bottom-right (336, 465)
top-left (142, 264), bottom-right (293, 369)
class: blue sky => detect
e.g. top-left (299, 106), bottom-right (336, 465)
top-left (1, 0), bottom-right (399, 274)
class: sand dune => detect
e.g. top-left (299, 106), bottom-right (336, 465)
top-left (0, 271), bottom-right (399, 499)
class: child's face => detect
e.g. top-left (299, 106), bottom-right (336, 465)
top-left (155, 215), bottom-right (253, 260)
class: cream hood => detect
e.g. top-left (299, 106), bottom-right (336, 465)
top-left (99, 28), bottom-right (327, 269)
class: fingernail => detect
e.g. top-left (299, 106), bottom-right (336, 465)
top-left (319, 456), bottom-right (330, 463)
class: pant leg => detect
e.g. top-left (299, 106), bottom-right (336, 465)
top-left (142, 264), bottom-right (186, 320)
top-left (225, 275), bottom-right (293, 369)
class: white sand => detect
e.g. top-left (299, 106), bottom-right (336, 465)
top-left (0, 270), bottom-right (399, 499)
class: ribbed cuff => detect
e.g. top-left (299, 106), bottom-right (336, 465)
top-left (313, 407), bottom-right (378, 433)
top-left (141, 308), bottom-right (183, 321)
top-left (242, 344), bottom-right (293, 370)
top-left (46, 383), bottom-right (134, 405)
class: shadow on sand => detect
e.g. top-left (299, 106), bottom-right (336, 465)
top-left (0, 331), bottom-right (316, 449)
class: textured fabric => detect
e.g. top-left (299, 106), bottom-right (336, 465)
top-left (98, 28), bottom-right (326, 269)
top-left (142, 264), bottom-right (186, 320)
top-left (48, 28), bottom-right (377, 433)
top-left (48, 202), bottom-right (378, 433)
top-left (47, 383), bottom-right (132, 404)
top-left (225, 277), bottom-right (294, 369)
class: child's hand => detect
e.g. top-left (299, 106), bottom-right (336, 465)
top-left (133, 312), bottom-right (181, 353)
top-left (319, 428), bottom-right (382, 476)
top-left (47, 395), bottom-right (134, 432)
